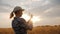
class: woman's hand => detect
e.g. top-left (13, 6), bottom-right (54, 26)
top-left (27, 13), bottom-right (33, 24)
top-left (27, 14), bottom-right (33, 30)
top-left (30, 14), bottom-right (33, 20)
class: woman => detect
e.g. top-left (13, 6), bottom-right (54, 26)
top-left (10, 6), bottom-right (33, 34)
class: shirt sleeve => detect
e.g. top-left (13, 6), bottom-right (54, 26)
top-left (16, 18), bottom-right (33, 30)
top-left (21, 18), bottom-right (33, 30)
top-left (16, 18), bottom-right (29, 29)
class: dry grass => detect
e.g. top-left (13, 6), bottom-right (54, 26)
top-left (0, 25), bottom-right (60, 34)
top-left (0, 28), bottom-right (14, 34)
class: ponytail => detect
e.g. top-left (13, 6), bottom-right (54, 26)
top-left (10, 12), bottom-right (14, 19)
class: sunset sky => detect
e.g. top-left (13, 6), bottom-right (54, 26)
top-left (0, 0), bottom-right (60, 28)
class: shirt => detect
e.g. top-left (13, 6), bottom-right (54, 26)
top-left (12, 17), bottom-right (28, 34)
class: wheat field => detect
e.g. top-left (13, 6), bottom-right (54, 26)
top-left (0, 25), bottom-right (60, 34)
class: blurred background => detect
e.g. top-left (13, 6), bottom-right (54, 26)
top-left (0, 0), bottom-right (60, 28)
top-left (0, 0), bottom-right (60, 34)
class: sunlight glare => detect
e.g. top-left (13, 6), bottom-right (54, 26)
top-left (31, 16), bottom-right (40, 23)
top-left (22, 14), bottom-right (40, 23)
top-left (22, 14), bottom-right (30, 21)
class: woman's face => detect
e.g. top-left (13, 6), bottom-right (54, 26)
top-left (18, 11), bottom-right (23, 17)
top-left (15, 10), bottom-right (23, 17)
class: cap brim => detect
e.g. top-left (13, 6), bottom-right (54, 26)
top-left (22, 9), bottom-right (24, 11)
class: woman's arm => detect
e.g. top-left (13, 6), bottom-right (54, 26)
top-left (27, 14), bottom-right (33, 23)
top-left (26, 14), bottom-right (33, 30)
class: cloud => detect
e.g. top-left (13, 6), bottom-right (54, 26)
top-left (0, 0), bottom-right (46, 13)
top-left (0, 6), bottom-right (13, 13)
top-left (41, 6), bottom-right (60, 18)
top-left (0, 0), bottom-right (13, 13)
top-left (26, 0), bottom-right (60, 17)
top-left (28, 3), bottom-right (54, 15)
top-left (48, 0), bottom-right (60, 5)
top-left (0, 0), bottom-right (12, 7)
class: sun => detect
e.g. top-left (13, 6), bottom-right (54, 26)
top-left (22, 14), bottom-right (30, 21)
top-left (31, 16), bottom-right (40, 23)
top-left (22, 14), bottom-right (40, 23)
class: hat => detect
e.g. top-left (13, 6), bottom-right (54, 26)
top-left (13, 6), bottom-right (24, 12)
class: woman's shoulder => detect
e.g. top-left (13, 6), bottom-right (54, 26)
top-left (20, 18), bottom-right (26, 22)
top-left (14, 17), bottom-right (26, 22)
top-left (12, 17), bottom-right (26, 24)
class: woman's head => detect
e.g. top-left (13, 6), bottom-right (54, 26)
top-left (10, 6), bottom-right (24, 19)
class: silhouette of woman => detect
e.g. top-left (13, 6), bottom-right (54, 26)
top-left (10, 6), bottom-right (33, 34)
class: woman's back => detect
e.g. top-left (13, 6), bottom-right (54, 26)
top-left (12, 17), bottom-right (27, 34)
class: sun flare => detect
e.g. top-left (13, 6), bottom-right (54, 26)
top-left (22, 14), bottom-right (40, 23)
top-left (31, 16), bottom-right (40, 23)
top-left (22, 14), bottom-right (30, 21)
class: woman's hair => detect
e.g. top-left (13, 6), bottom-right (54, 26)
top-left (10, 12), bottom-right (14, 19)
top-left (10, 6), bottom-right (24, 19)
top-left (10, 10), bottom-right (20, 19)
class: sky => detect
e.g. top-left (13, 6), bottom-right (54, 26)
top-left (0, 0), bottom-right (60, 28)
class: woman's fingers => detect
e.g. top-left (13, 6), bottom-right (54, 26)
top-left (30, 14), bottom-right (33, 18)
